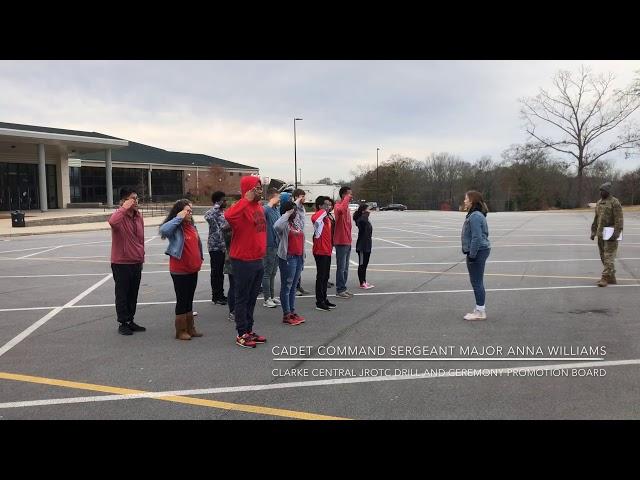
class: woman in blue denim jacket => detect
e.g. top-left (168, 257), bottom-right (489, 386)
top-left (159, 199), bottom-right (204, 340)
top-left (460, 190), bottom-right (491, 320)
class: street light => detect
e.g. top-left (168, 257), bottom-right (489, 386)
top-left (294, 117), bottom-right (303, 188)
top-left (376, 147), bottom-right (380, 207)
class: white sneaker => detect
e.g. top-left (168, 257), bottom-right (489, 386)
top-left (463, 309), bottom-right (487, 321)
top-left (263, 298), bottom-right (277, 308)
top-left (272, 298), bottom-right (281, 305)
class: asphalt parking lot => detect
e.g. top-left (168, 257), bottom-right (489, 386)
top-left (1, 209), bottom-right (639, 419)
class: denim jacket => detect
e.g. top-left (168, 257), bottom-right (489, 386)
top-left (461, 211), bottom-right (490, 259)
top-left (159, 217), bottom-right (204, 260)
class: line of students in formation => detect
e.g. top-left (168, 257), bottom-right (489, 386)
top-left (116, 177), bottom-right (630, 344)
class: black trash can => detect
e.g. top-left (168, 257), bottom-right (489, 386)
top-left (11, 211), bottom-right (25, 228)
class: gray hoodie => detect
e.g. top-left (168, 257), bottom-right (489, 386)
top-left (274, 209), bottom-right (304, 261)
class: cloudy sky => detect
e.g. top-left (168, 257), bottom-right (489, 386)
top-left (1, 60), bottom-right (639, 183)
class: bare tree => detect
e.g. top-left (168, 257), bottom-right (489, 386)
top-left (317, 177), bottom-right (333, 185)
top-left (520, 65), bottom-right (640, 206)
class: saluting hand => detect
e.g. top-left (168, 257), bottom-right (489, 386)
top-left (122, 199), bottom-right (136, 210)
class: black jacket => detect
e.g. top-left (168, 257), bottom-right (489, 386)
top-left (356, 217), bottom-right (373, 253)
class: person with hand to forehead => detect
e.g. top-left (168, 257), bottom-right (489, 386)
top-left (312, 196), bottom-right (336, 311)
top-left (354, 203), bottom-right (374, 290)
top-left (291, 189), bottom-right (311, 297)
top-left (334, 186), bottom-right (354, 299)
top-left (274, 200), bottom-right (306, 325)
top-left (224, 176), bottom-right (268, 348)
top-left (262, 188), bottom-right (282, 308)
top-left (159, 199), bottom-right (204, 340)
top-left (108, 188), bottom-right (146, 336)
top-left (204, 191), bottom-right (229, 305)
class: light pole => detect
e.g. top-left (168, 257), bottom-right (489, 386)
top-left (294, 117), bottom-right (303, 188)
top-left (299, 168), bottom-right (302, 185)
top-left (376, 147), bottom-right (380, 207)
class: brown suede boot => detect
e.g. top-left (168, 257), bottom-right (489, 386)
top-left (175, 314), bottom-right (191, 340)
top-left (186, 312), bottom-right (203, 337)
top-left (597, 276), bottom-right (608, 287)
top-left (608, 274), bottom-right (617, 284)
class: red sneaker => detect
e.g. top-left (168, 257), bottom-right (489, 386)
top-left (248, 331), bottom-right (267, 343)
top-left (236, 333), bottom-right (256, 348)
top-left (291, 312), bottom-right (305, 323)
top-left (283, 313), bottom-right (302, 326)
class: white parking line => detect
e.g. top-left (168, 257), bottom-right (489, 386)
top-left (16, 246), bottom-right (62, 260)
top-left (374, 237), bottom-right (411, 248)
top-left (377, 226), bottom-right (443, 238)
top-left (0, 357), bottom-right (637, 410)
top-left (0, 274), bottom-right (113, 358)
top-left (2, 283), bottom-right (639, 314)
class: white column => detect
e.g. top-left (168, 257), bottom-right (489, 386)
top-left (148, 164), bottom-right (152, 201)
top-left (38, 144), bottom-right (48, 212)
top-left (58, 151), bottom-right (70, 208)
top-left (106, 148), bottom-right (113, 207)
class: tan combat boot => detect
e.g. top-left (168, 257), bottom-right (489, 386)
top-left (597, 276), bottom-right (608, 287)
top-left (175, 314), bottom-right (191, 340)
top-left (186, 312), bottom-right (203, 337)
top-left (608, 274), bottom-right (617, 284)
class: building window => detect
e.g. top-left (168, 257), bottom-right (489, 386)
top-left (229, 172), bottom-right (233, 176)
top-left (238, 172), bottom-right (242, 177)
top-left (151, 169), bottom-right (183, 201)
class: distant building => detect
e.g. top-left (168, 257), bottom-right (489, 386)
top-left (0, 122), bottom-right (258, 211)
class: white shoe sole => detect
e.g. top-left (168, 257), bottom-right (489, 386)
top-left (463, 314), bottom-right (487, 321)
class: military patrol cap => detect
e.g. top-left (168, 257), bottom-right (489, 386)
top-left (599, 182), bottom-right (612, 193)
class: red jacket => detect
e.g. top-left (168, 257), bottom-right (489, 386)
top-left (109, 207), bottom-right (145, 264)
top-left (333, 195), bottom-right (352, 246)
top-left (311, 210), bottom-right (332, 256)
top-left (224, 176), bottom-right (266, 261)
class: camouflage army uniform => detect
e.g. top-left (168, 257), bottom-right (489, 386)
top-left (591, 195), bottom-right (623, 281)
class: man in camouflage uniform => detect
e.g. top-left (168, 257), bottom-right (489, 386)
top-left (590, 182), bottom-right (623, 287)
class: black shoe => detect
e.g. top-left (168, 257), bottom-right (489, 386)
top-left (128, 321), bottom-right (146, 332)
top-left (212, 298), bottom-right (228, 305)
top-left (297, 287), bottom-right (310, 295)
top-left (118, 323), bottom-right (134, 336)
top-left (327, 282), bottom-right (335, 288)
top-left (325, 301), bottom-right (337, 309)
top-left (220, 295), bottom-right (228, 302)
top-left (316, 303), bottom-right (330, 312)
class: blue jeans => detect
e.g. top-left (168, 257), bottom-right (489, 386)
top-left (466, 248), bottom-right (490, 306)
top-left (279, 255), bottom-right (304, 314)
top-left (335, 245), bottom-right (351, 293)
top-left (262, 247), bottom-right (279, 299)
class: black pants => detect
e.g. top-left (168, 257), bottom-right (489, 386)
top-left (209, 250), bottom-right (226, 300)
top-left (227, 274), bottom-right (235, 314)
top-left (314, 254), bottom-right (331, 305)
top-left (111, 263), bottom-right (143, 325)
top-left (357, 251), bottom-right (371, 284)
top-left (231, 259), bottom-right (264, 336)
top-left (170, 272), bottom-right (198, 315)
